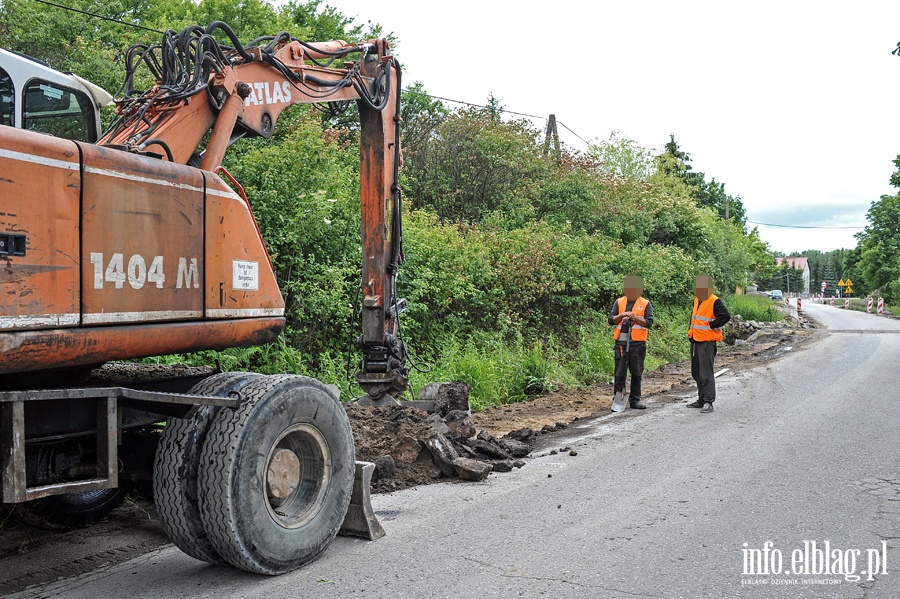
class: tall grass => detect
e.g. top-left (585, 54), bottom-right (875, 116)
top-left (406, 303), bottom-right (693, 410)
top-left (409, 337), bottom-right (554, 411)
top-left (726, 294), bottom-right (783, 322)
top-left (144, 301), bottom-right (696, 411)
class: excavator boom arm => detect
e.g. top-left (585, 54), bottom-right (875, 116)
top-left (100, 23), bottom-right (408, 402)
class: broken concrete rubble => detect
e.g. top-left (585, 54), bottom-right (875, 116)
top-left (346, 381), bottom-right (539, 492)
top-left (499, 438), bottom-right (530, 458)
top-left (443, 409), bottom-right (476, 439)
top-left (419, 380), bottom-right (471, 416)
top-left (491, 460), bottom-right (514, 473)
top-left (473, 438), bottom-right (512, 460)
top-left (424, 413), bottom-right (452, 437)
top-left (424, 433), bottom-right (460, 477)
top-left (453, 457), bottom-right (492, 481)
top-left (390, 435), bottom-right (422, 464)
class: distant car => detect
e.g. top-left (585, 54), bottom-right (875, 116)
top-left (771, 290), bottom-right (783, 301)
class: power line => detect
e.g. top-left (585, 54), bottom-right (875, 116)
top-left (556, 120), bottom-right (591, 146)
top-left (422, 93), bottom-right (591, 146)
top-left (31, 0), bottom-right (162, 33)
top-left (424, 94), bottom-right (543, 120)
top-left (747, 220), bottom-right (865, 230)
top-left (28, 0), bottom-right (596, 146)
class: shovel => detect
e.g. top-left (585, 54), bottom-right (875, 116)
top-left (611, 320), bottom-right (630, 412)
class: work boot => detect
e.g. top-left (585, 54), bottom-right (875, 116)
top-left (686, 399), bottom-right (704, 408)
top-left (700, 402), bottom-right (714, 413)
top-left (629, 400), bottom-right (647, 410)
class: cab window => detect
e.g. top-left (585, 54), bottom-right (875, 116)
top-left (23, 79), bottom-right (96, 142)
top-left (0, 67), bottom-right (13, 127)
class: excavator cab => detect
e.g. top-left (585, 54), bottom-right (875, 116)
top-left (0, 48), bottom-right (112, 141)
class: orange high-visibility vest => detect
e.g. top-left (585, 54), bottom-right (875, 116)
top-left (614, 296), bottom-right (649, 342)
top-left (688, 294), bottom-right (723, 342)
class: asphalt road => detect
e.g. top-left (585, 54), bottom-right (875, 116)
top-left (13, 301), bottom-right (900, 598)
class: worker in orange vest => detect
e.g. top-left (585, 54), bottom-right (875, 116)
top-left (687, 275), bottom-right (730, 413)
top-left (609, 275), bottom-right (653, 410)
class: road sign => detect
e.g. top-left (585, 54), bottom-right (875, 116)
top-left (845, 278), bottom-right (853, 287)
top-left (838, 279), bottom-right (846, 287)
top-left (845, 286), bottom-right (853, 295)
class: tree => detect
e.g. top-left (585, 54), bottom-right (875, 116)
top-left (822, 259), bottom-right (840, 297)
top-left (692, 176), bottom-right (747, 227)
top-left (655, 133), bottom-right (693, 179)
top-left (398, 82), bottom-right (449, 195)
top-left (404, 107), bottom-right (549, 222)
top-left (854, 154), bottom-right (900, 301)
top-left (485, 93), bottom-right (504, 120)
top-left (588, 130), bottom-right (654, 181)
top-left (0, 0), bottom-right (148, 94)
top-left (653, 134), bottom-right (746, 227)
top-left (0, 0), bottom-right (372, 100)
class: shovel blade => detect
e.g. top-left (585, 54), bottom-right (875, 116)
top-left (611, 390), bottom-right (626, 412)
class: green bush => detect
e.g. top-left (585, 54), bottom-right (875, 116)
top-left (646, 304), bottom-right (691, 364)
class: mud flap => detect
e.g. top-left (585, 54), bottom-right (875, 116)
top-left (338, 461), bottom-right (385, 540)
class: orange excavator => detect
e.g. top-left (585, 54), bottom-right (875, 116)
top-left (1, 22), bottom-right (408, 574)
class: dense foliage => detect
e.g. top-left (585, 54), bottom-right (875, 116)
top-left (842, 155), bottom-right (900, 303)
top-left (1, 0), bottom-right (779, 407)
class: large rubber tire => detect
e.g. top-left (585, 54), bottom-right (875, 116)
top-left (153, 372), bottom-right (261, 564)
top-left (14, 487), bottom-right (127, 529)
top-left (198, 375), bottom-right (355, 575)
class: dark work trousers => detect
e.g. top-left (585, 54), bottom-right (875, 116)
top-left (691, 340), bottom-right (718, 403)
top-left (613, 342), bottom-right (646, 402)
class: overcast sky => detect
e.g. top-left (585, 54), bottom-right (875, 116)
top-left (329, 0), bottom-right (900, 254)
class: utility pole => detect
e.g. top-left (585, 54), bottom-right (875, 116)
top-left (724, 195), bottom-right (731, 253)
top-left (543, 114), bottom-right (561, 163)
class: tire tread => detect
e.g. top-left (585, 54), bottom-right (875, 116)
top-left (153, 372), bottom-right (260, 564)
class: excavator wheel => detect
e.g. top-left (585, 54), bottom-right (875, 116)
top-left (153, 372), bottom-right (262, 564)
top-left (198, 375), bottom-right (354, 575)
top-left (12, 487), bottom-right (128, 530)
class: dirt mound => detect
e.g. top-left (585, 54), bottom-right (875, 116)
top-left (346, 391), bottom-right (534, 493)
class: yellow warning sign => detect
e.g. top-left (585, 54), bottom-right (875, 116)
top-left (845, 286), bottom-right (853, 295)
top-left (838, 279), bottom-right (846, 287)
top-left (845, 278), bottom-right (853, 287)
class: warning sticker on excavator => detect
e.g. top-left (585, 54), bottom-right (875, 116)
top-left (233, 260), bottom-right (259, 291)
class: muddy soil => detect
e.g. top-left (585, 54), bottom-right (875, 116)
top-left (0, 319), bottom-right (817, 595)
